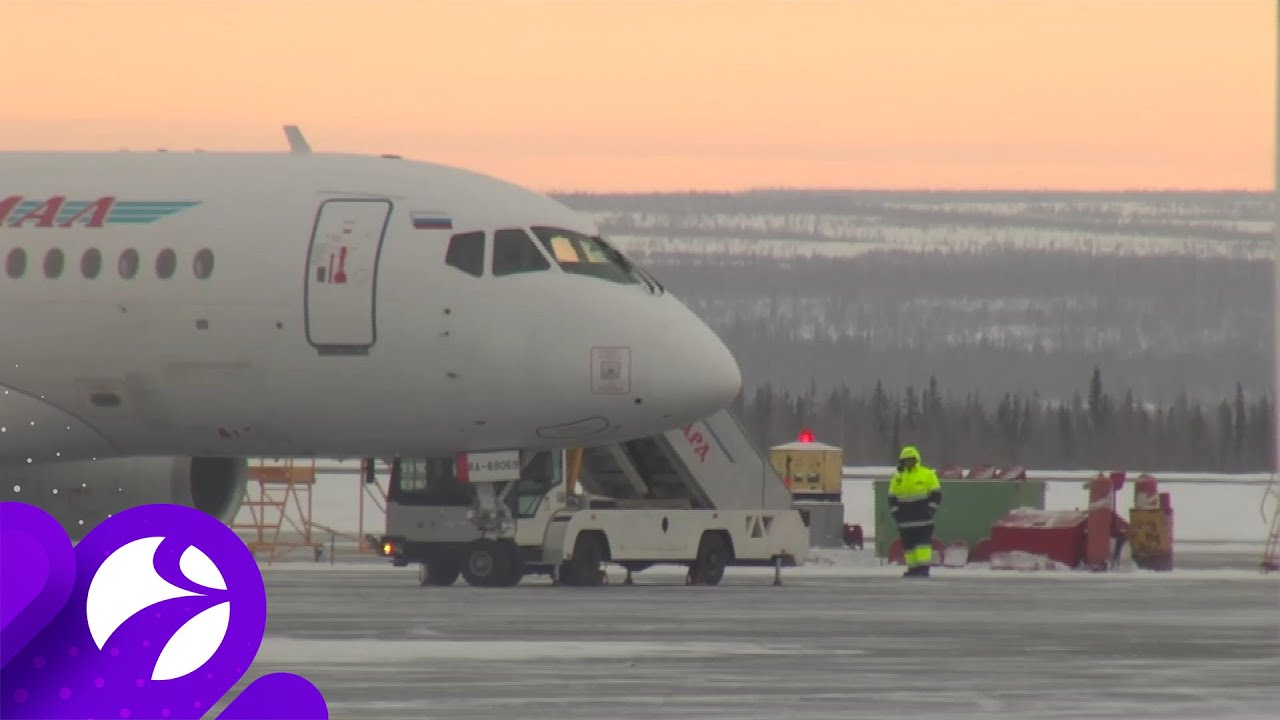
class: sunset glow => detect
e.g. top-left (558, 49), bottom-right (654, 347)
top-left (5, 0), bottom-right (1273, 192)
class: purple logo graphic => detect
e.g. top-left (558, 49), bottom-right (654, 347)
top-left (1, 502), bottom-right (327, 718)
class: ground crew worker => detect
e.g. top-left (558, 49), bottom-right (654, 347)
top-left (888, 445), bottom-right (942, 577)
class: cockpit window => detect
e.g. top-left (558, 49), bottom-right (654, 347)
top-left (530, 226), bottom-right (640, 285)
top-left (445, 231), bottom-right (485, 277)
top-left (492, 228), bottom-right (551, 276)
top-left (545, 235), bottom-right (578, 264)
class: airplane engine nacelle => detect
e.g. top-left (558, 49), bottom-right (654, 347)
top-left (2, 457), bottom-right (248, 540)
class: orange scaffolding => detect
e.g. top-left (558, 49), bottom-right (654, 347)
top-left (232, 460), bottom-right (316, 564)
top-left (312, 459), bottom-right (390, 560)
top-left (1262, 474), bottom-right (1280, 573)
top-left (354, 457), bottom-right (388, 554)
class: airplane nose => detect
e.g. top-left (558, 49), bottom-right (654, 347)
top-left (651, 306), bottom-right (742, 422)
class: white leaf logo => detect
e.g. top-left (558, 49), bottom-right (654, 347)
top-left (85, 536), bottom-right (230, 681)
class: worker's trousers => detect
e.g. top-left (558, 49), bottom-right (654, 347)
top-left (899, 523), bottom-right (934, 568)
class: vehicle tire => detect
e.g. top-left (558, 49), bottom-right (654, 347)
top-left (494, 540), bottom-right (525, 587)
top-left (561, 532), bottom-right (604, 587)
top-left (420, 554), bottom-right (461, 586)
top-left (692, 532), bottom-right (728, 586)
top-left (461, 538), bottom-right (510, 587)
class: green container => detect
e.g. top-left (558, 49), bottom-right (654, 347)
top-left (872, 479), bottom-right (1046, 558)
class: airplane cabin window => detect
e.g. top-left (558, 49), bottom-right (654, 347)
top-left (445, 231), bottom-right (485, 277)
top-left (80, 248), bottom-right (102, 279)
top-left (155, 248), bottom-right (176, 279)
top-left (530, 227), bottom-right (640, 285)
top-left (43, 249), bottom-right (64, 278)
top-left (492, 228), bottom-right (551, 276)
top-left (5, 248), bottom-right (26, 278)
top-left (118, 248), bottom-right (139, 279)
top-left (193, 248), bottom-right (214, 279)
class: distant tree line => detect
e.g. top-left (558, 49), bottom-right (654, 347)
top-left (555, 189), bottom-right (1274, 243)
top-left (638, 249), bottom-right (1271, 404)
top-left (730, 367), bottom-right (1274, 472)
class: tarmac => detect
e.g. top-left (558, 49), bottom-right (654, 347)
top-left (213, 550), bottom-right (1280, 720)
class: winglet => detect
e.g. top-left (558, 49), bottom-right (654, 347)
top-left (283, 125), bottom-right (312, 153)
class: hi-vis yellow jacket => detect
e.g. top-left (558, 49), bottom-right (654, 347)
top-left (888, 445), bottom-right (942, 529)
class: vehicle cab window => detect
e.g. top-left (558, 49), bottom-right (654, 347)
top-left (492, 228), bottom-right (551, 276)
top-left (530, 226), bottom-right (641, 285)
top-left (445, 231), bottom-right (485, 277)
top-left (509, 450), bottom-right (563, 518)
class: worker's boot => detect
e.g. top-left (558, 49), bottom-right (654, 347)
top-left (903, 565), bottom-right (928, 578)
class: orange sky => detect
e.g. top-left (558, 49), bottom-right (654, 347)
top-left (4, 0), bottom-right (1274, 192)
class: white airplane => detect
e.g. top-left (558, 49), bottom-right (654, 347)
top-left (0, 127), bottom-right (741, 535)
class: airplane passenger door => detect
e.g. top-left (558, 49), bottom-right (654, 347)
top-left (304, 198), bottom-right (393, 355)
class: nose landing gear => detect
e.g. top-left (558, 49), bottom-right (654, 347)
top-left (458, 538), bottom-right (524, 587)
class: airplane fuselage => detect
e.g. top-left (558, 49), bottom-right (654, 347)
top-left (0, 151), bottom-right (741, 466)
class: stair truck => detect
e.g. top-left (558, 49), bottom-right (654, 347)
top-left (376, 409), bottom-right (809, 586)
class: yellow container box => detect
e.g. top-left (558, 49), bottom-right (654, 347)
top-left (769, 434), bottom-right (843, 501)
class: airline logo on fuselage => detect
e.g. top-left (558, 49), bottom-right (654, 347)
top-left (0, 195), bottom-right (201, 228)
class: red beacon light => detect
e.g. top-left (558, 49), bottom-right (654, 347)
top-left (797, 428), bottom-right (814, 443)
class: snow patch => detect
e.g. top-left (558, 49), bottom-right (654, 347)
top-left (989, 550), bottom-right (1073, 571)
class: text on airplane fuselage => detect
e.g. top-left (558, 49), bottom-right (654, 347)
top-left (0, 196), bottom-right (202, 228)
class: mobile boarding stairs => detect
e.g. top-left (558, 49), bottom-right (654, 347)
top-left (377, 408), bottom-right (809, 587)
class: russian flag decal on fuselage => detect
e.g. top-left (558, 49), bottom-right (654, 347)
top-left (410, 211), bottom-right (453, 230)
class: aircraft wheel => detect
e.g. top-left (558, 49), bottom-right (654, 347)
top-left (461, 538), bottom-right (510, 587)
top-left (692, 532), bottom-right (728, 586)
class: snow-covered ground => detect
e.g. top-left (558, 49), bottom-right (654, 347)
top-left (217, 561), bottom-right (1279, 720)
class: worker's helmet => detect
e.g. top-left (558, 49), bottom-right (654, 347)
top-left (898, 445), bottom-right (921, 462)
